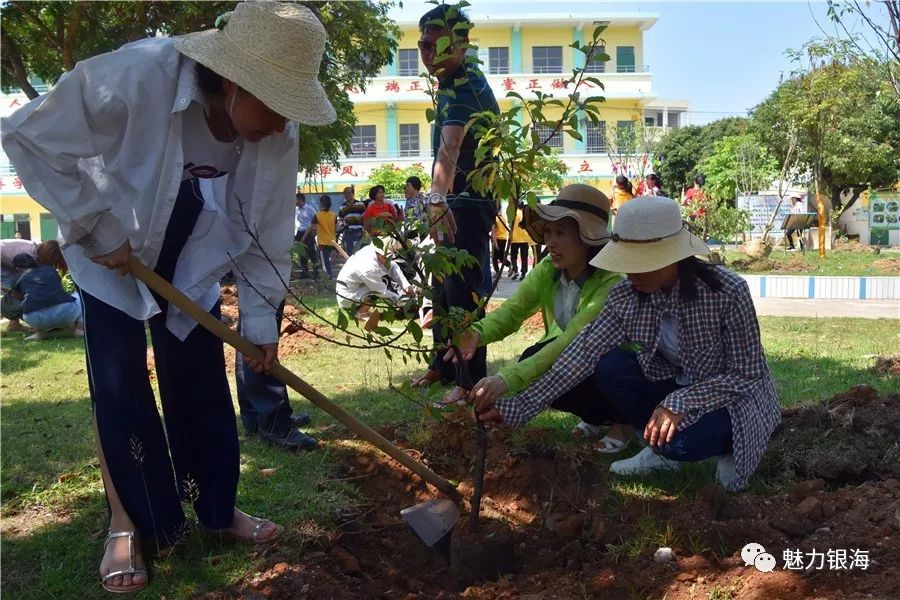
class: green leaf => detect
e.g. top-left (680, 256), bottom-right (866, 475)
top-left (436, 36), bottom-right (451, 56)
top-left (408, 321), bottom-right (423, 344)
top-left (425, 107), bottom-right (436, 123)
top-left (565, 129), bottom-right (583, 141)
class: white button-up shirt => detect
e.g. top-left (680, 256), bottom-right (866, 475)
top-left (1, 38), bottom-right (298, 344)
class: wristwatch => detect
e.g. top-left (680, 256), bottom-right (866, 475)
top-left (427, 192), bottom-right (447, 206)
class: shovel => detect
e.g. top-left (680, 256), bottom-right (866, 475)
top-left (127, 257), bottom-right (462, 538)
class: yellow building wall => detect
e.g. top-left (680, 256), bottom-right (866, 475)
top-left (1, 193), bottom-right (50, 240)
top-left (580, 25), bottom-right (643, 71)
top-left (522, 26), bottom-right (575, 72)
top-left (468, 27), bottom-right (511, 54)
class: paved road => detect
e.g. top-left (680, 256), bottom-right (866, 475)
top-left (492, 277), bottom-right (899, 319)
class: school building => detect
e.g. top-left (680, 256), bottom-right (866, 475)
top-left (308, 10), bottom-right (689, 194)
top-left (0, 10), bottom-right (689, 240)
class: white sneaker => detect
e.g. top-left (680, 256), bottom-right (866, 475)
top-left (715, 454), bottom-right (738, 488)
top-left (610, 446), bottom-right (681, 476)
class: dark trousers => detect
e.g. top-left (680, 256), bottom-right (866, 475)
top-left (320, 245), bottom-right (335, 278)
top-left (785, 228), bottom-right (803, 250)
top-left (342, 228), bottom-right (362, 255)
top-left (520, 340), bottom-right (626, 426)
top-left (492, 239), bottom-right (509, 274)
top-left (82, 178), bottom-right (238, 546)
top-left (593, 348), bottom-right (733, 462)
top-left (430, 197), bottom-right (494, 387)
top-left (235, 300), bottom-right (295, 436)
top-left (510, 242), bottom-right (529, 275)
top-left (295, 229), bottom-right (318, 275)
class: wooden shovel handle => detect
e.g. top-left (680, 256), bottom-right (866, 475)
top-left (128, 257), bottom-right (460, 503)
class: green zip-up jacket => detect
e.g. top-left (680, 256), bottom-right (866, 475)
top-left (473, 256), bottom-right (622, 392)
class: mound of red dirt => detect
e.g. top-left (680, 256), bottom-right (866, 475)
top-left (204, 387), bottom-right (900, 600)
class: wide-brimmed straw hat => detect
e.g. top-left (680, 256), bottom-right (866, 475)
top-left (522, 184), bottom-right (611, 246)
top-left (589, 195), bottom-right (710, 274)
top-left (174, 2), bottom-right (336, 125)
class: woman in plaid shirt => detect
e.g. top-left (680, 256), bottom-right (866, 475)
top-left (474, 196), bottom-right (782, 490)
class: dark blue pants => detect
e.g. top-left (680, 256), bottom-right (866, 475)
top-left (430, 197), bottom-right (495, 387)
top-left (593, 348), bottom-right (733, 462)
top-left (520, 340), bottom-right (626, 427)
top-left (294, 229), bottom-right (318, 275)
top-left (235, 300), bottom-right (295, 436)
top-left (342, 227), bottom-right (362, 255)
top-left (81, 179), bottom-right (238, 546)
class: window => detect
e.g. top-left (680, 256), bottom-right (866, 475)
top-left (586, 121), bottom-right (606, 153)
top-left (584, 45), bottom-right (606, 73)
top-left (398, 49), bottom-right (418, 77)
top-left (532, 46), bottom-right (562, 73)
top-left (488, 47), bottom-right (509, 74)
top-left (532, 124), bottom-right (563, 149)
top-left (350, 125), bottom-right (376, 157)
top-left (399, 123), bottom-right (420, 157)
top-left (616, 46), bottom-right (636, 73)
top-left (616, 120), bottom-right (634, 152)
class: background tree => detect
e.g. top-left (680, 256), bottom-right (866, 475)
top-left (752, 38), bottom-right (900, 255)
top-left (0, 0), bottom-right (400, 177)
top-left (697, 134), bottom-right (778, 202)
top-left (825, 0), bottom-right (900, 99)
top-left (365, 163), bottom-right (432, 198)
top-left (604, 120), bottom-right (660, 187)
top-left (654, 117), bottom-right (750, 193)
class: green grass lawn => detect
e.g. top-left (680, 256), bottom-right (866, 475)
top-left (1, 308), bottom-right (898, 599)
top-left (725, 246), bottom-right (900, 277)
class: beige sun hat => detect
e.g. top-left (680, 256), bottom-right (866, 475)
top-left (174, 2), bottom-right (336, 125)
top-left (589, 195), bottom-right (710, 274)
top-left (522, 184), bottom-right (611, 246)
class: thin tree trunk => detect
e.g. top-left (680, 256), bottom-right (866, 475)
top-left (815, 176), bottom-right (826, 258)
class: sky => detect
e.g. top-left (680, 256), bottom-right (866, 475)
top-left (388, 0), bottom-right (886, 124)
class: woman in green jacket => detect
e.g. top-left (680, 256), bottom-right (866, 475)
top-left (451, 184), bottom-right (633, 451)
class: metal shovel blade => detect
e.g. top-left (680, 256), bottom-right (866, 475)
top-left (401, 499), bottom-right (460, 547)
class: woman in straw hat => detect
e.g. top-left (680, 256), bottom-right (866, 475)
top-left (446, 184), bottom-right (632, 450)
top-left (474, 196), bottom-right (781, 492)
top-left (1, 2), bottom-right (335, 592)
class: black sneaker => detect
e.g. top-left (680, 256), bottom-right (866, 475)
top-left (258, 428), bottom-right (318, 451)
top-left (290, 412), bottom-right (312, 427)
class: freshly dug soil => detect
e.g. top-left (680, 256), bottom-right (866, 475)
top-left (203, 386), bottom-right (900, 600)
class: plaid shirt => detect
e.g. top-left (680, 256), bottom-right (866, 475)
top-left (496, 266), bottom-right (782, 490)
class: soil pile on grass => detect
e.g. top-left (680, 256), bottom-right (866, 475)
top-left (204, 387), bottom-right (900, 600)
top-left (759, 385), bottom-right (900, 485)
top-left (872, 257), bottom-right (900, 275)
top-left (147, 286), bottom-right (320, 379)
top-left (873, 355), bottom-right (900, 377)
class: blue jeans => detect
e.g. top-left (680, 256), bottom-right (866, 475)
top-left (23, 294), bottom-right (82, 331)
top-left (593, 348), bottom-right (733, 462)
top-left (235, 301), bottom-right (296, 436)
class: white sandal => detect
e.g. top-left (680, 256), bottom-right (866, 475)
top-left (594, 435), bottom-right (628, 454)
top-left (101, 531), bottom-right (148, 594)
top-left (571, 421), bottom-right (602, 438)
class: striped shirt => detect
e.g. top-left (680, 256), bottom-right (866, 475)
top-left (495, 266), bottom-right (782, 490)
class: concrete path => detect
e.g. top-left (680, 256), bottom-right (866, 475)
top-left (492, 276), bottom-right (899, 319)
